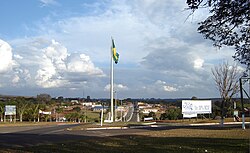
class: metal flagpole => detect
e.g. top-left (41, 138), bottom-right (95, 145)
top-left (110, 39), bottom-right (114, 122)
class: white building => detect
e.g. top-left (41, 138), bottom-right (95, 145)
top-left (141, 108), bottom-right (159, 114)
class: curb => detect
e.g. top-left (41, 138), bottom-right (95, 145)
top-left (85, 122), bottom-right (250, 131)
top-left (189, 122), bottom-right (250, 126)
top-left (86, 127), bottom-right (129, 130)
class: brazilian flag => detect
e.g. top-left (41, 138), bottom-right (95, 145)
top-left (112, 38), bottom-right (119, 64)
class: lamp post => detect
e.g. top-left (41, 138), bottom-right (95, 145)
top-left (121, 100), bottom-right (123, 122)
top-left (100, 103), bottom-right (104, 126)
top-left (85, 105), bottom-right (87, 123)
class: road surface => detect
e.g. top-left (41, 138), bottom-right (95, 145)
top-left (0, 122), bottom-right (248, 147)
top-left (0, 123), bottom-right (149, 147)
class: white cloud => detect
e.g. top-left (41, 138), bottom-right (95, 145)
top-left (163, 85), bottom-right (178, 92)
top-left (35, 39), bottom-right (104, 88)
top-left (104, 83), bottom-right (129, 92)
top-left (0, 39), bottom-right (14, 73)
top-left (12, 68), bottom-right (31, 85)
top-left (67, 53), bottom-right (103, 75)
top-left (33, 1), bottom-right (165, 64)
top-left (194, 58), bottom-right (204, 69)
top-left (40, 0), bottom-right (58, 7)
top-left (12, 75), bottom-right (20, 84)
top-left (140, 80), bottom-right (179, 97)
top-left (14, 54), bottom-right (23, 59)
top-left (43, 39), bottom-right (67, 71)
top-left (155, 80), bottom-right (178, 92)
top-left (0, 1), bottom-right (238, 98)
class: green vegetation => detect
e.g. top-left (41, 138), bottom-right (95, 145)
top-left (160, 108), bottom-right (182, 120)
top-left (0, 127), bottom-right (248, 153)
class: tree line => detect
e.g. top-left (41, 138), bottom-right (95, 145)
top-left (0, 97), bottom-right (88, 123)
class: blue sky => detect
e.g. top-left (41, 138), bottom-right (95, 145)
top-left (0, 0), bottom-right (102, 39)
top-left (0, 0), bottom-right (244, 99)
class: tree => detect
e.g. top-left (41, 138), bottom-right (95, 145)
top-left (65, 112), bottom-right (79, 122)
top-left (167, 108), bottom-right (181, 120)
top-left (186, 0), bottom-right (250, 70)
top-left (161, 108), bottom-right (182, 120)
top-left (73, 106), bottom-right (81, 112)
top-left (16, 97), bottom-right (29, 122)
top-left (212, 62), bottom-right (240, 125)
top-left (29, 103), bottom-right (40, 122)
top-left (160, 113), bottom-right (167, 120)
top-left (55, 106), bottom-right (63, 122)
top-left (148, 112), bottom-right (157, 120)
top-left (191, 96), bottom-right (198, 100)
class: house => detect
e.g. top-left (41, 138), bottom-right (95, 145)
top-left (82, 102), bottom-right (95, 107)
top-left (141, 108), bottom-right (159, 114)
top-left (92, 106), bottom-right (109, 112)
top-left (70, 100), bottom-right (79, 104)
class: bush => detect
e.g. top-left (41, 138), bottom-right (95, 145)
top-left (161, 108), bottom-right (182, 120)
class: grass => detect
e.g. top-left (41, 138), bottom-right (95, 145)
top-left (0, 119), bottom-right (249, 153)
top-left (19, 136), bottom-right (249, 153)
top-left (68, 117), bottom-right (250, 130)
top-left (0, 121), bottom-right (62, 127)
top-left (0, 125), bottom-right (249, 153)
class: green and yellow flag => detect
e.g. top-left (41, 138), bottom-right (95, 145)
top-left (112, 38), bottom-right (119, 64)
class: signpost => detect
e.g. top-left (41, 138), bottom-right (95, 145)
top-left (4, 105), bottom-right (16, 123)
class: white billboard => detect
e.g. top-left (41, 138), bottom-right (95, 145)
top-left (182, 100), bottom-right (212, 114)
top-left (5, 105), bottom-right (16, 115)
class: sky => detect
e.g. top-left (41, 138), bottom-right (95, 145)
top-left (0, 0), bottom-right (245, 99)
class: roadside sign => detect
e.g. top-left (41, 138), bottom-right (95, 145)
top-left (5, 105), bottom-right (16, 115)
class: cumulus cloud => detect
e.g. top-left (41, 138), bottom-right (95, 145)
top-left (0, 39), bottom-right (32, 88)
top-left (67, 53), bottom-right (103, 75)
top-left (12, 68), bottom-right (31, 85)
top-left (32, 0), bottom-right (233, 98)
top-left (35, 39), bottom-right (104, 88)
top-left (1, 0), bottom-right (238, 98)
top-left (0, 39), bottom-right (14, 73)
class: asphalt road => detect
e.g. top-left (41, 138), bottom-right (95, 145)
top-left (0, 123), bottom-right (149, 147)
top-left (0, 124), bottom-right (84, 147)
top-left (0, 123), bottom-right (248, 148)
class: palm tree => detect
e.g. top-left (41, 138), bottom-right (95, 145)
top-left (29, 103), bottom-right (40, 122)
top-left (16, 97), bottom-right (29, 122)
top-left (55, 106), bottom-right (63, 122)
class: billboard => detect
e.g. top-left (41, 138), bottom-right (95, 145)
top-left (182, 100), bottom-right (212, 114)
top-left (5, 105), bottom-right (16, 115)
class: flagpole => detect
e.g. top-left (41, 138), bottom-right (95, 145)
top-left (110, 39), bottom-right (114, 122)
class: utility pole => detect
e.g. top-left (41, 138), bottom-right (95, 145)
top-left (101, 103), bottom-right (104, 126)
top-left (85, 106), bottom-right (87, 123)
